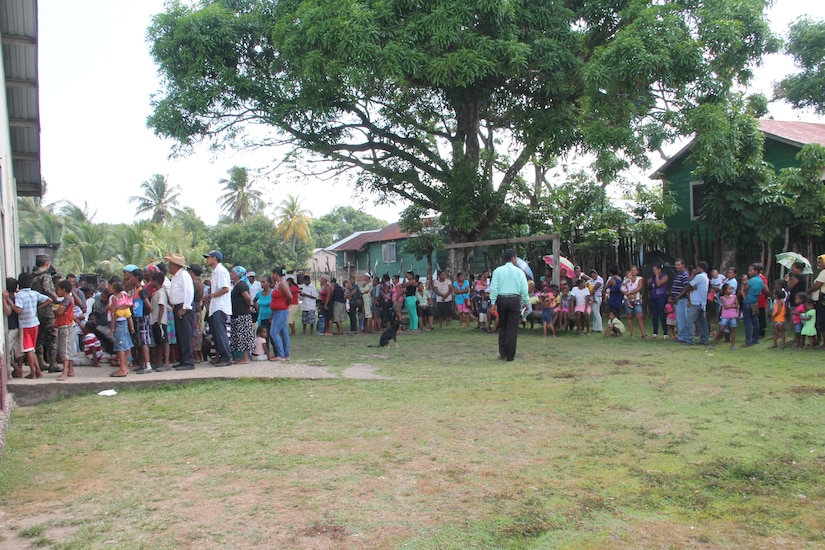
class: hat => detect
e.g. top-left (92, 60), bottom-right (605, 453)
top-left (163, 253), bottom-right (187, 267)
top-left (364, 271), bottom-right (372, 278)
top-left (145, 264), bottom-right (160, 275)
top-left (123, 264), bottom-right (139, 274)
top-left (188, 264), bottom-right (203, 277)
top-left (247, 271), bottom-right (256, 278)
top-left (203, 250), bottom-right (223, 262)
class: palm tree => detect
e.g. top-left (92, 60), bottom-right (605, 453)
top-left (274, 194), bottom-right (311, 253)
top-left (218, 166), bottom-right (264, 223)
top-left (129, 174), bottom-right (182, 225)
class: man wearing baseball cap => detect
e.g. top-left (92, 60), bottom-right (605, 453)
top-left (203, 250), bottom-right (233, 366)
top-left (163, 253), bottom-right (196, 370)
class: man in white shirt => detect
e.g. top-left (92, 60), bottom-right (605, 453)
top-left (299, 275), bottom-right (319, 334)
top-left (203, 250), bottom-right (233, 366)
top-left (164, 253), bottom-right (196, 370)
top-left (248, 271), bottom-right (262, 299)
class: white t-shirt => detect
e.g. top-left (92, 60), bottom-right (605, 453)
top-left (433, 278), bottom-right (453, 303)
top-left (300, 284), bottom-right (318, 311)
top-left (571, 286), bottom-right (590, 308)
top-left (209, 262), bottom-right (232, 315)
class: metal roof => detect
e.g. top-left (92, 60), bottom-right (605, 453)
top-left (651, 119), bottom-right (825, 179)
top-left (0, 0), bottom-right (41, 197)
top-left (329, 223), bottom-right (415, 252)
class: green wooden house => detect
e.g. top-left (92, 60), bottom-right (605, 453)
top-left (651, 119), bottom-right (825, 261)
top-left (329, 223), bottom-right (494, 280)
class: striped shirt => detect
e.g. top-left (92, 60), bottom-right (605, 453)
top-left (671, 269), bottom-right (689, 299)
top-left (15, 288), bottom-right (50, 329)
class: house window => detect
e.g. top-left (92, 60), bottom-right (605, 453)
top-left (382, 242), bottom-right (396, 263)
top-left (690, 181), bottom-right (705, 220)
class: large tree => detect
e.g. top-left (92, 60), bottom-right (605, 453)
top-left (148, 0), bottom-right (776, 269)
top-left (774, 17), bottom-right (825, 114)
top-left (310, 205), bottom-right (387, 248)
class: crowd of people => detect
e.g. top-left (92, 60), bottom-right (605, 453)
top-left (4, 250), bottom-right (823, 380)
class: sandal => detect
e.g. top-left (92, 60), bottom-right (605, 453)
top-left (110, 371), bottom-right (128, 377)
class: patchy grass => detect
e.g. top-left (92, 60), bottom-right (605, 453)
top-left (1, 326), bottom-right (824, 548)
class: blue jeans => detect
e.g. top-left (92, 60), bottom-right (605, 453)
top-left (676, 298), bottom-right (690, 342)
top-left (316, 309), bottom-right (326, 333)
top-left (743, 303), bottom-right (759, 345)
top-left (650, 294), bottom-right (668, 336)
top-left (270, 309), bottom-right (290, 358)
top-left (209, 310), bottom-right (232, 361)
top-left (685, 303), bottom-right (709, 344)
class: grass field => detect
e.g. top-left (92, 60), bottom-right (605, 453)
top-left (1, 325), bottom-right (824, 549)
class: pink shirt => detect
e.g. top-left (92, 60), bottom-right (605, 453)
top-left (721, 295), bottom-right (738, 319)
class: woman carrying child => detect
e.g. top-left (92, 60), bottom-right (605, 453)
top-left (107, 276), bottom-right (133, 377)
top-left (621, 265), bottom-right (648, 338)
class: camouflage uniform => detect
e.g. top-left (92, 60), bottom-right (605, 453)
top-left (31, 266), bottom-right (58, 369)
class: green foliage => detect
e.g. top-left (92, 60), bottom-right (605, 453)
top-left (310, 205), bottom-right (387, 248)
top-left (687, 93), bottom-right (775, 248)
top-left (398, 205), bottom-right (444, 264)
top-left (147, 0), bottom-right (777, 243)
top-left (218, 166), bottom-right (265, 223)
top-left (211, 214), bottom-right (311, 272)
top-left (774, 17), bottom-right (825, 114)
top-left (777, 144), bottom-right (825, 240)
top-left (128, 174), bottom-right (182, 225)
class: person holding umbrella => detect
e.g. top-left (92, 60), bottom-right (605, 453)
top-left (489, 249), bottom-right (529, 362)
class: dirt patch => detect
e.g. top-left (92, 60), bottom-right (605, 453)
top-left (0, 509), bottom-right (77, 550)
top-left (342, 364), bottom-right (390, 380)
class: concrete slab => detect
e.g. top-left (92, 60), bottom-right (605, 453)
top-left (6, 360), bottom-right (387, 406)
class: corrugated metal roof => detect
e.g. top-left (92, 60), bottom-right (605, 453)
top-left (0, 0), bottom-right (41, 197)
top-left (329, 223), bottom-right (416, 252)
top-left (651, 119), bottom-right (825, 179)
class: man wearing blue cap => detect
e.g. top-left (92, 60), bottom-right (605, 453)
top-left (203, 250), bottom-right (233, 366)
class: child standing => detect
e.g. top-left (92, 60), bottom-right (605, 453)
top-left (665, 295), bottom-right (677, 341)
top-left (770, 288), bottom-right (787, 349)
top-left (800, 298), bottom-right (817, 350)
top-left (3, 277), bottom-right (23, 377)
top-left (55, 280), bottom-right (76, 380)
top-left (710, 283), bottom-right (738, 349)
top-left (149, 271), bottom-right (171, 371)
top-left (791, 292), bottom-right (806, 350)
top-left (11, 272), bottom-right (52, 378)
top-left (107, 277), bottom-right (133, 377)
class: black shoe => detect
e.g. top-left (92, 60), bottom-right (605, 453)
top-left (134, 366), bottom-right (153, 374)
top-left (174, 364), bottom-right (195, 371)
top-left (214, 360), bottom-right (233, 367)
top-left (154, 365), bottom-right (171, 372)
top-left (48, 366), bottom-right (63, 373)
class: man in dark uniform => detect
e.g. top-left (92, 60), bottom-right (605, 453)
top-left (31, 254), bottom-right (59, 372)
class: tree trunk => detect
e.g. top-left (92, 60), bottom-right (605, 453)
top-left (447, 247), bottom-right (473, 278)
top-left (719, 238), bottom-right (737, 272)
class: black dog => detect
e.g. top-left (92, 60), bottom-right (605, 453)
top-left (371, 320), bottom-right (401, 348)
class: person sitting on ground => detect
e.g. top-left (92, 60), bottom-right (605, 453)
top-left (604, 311), bottom-right (626, 337)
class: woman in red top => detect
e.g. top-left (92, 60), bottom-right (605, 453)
top-left (269, 267), bottom-right (293, 361)
top-left (287, 277), bottom-right (300, 336)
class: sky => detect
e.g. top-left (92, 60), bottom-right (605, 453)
top-left (37, 0), bottom-right (825, 226)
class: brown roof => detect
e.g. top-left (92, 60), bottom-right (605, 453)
top-left (757, 119), bottom-right (825, 148)
top-left (651, 119), bottom-right (825, 179)
top-left (329, 223), bottom-right (414, 252)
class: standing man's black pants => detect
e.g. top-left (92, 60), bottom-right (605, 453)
top-left (174, 304), bottom-right (196, 367)
top-left (497, 295), bottom-right (521, 361)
